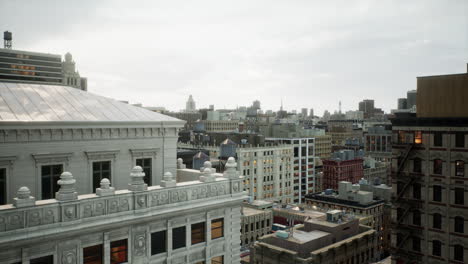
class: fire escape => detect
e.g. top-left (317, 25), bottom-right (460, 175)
top-left (391, 142), bottom-right (423, 263)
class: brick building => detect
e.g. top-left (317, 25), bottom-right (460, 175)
top-left (322, 151), bottom-right (363, 190)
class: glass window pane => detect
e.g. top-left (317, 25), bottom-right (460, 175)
top-left (211, 218), bottom-right (224, 240)
top-left (191, 222), bottom-right (206, 245)
top-left (173, 226), bottom-right (186, 249)
top-left (151, 230), bottom-right (166, 255)
top-left (84, 244), bottom-right (103, 264)
top-left (30, 255), bottom-right (53, 264)
top-left (110, 239), bottom-right (127, 264)
top-left (0, 168), bottom-right (5, 205)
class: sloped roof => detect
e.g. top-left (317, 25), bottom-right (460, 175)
top-left (0, 82), bottom-right (182, 124)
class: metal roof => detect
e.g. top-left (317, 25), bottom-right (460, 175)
top-left (0, 82), bottom-right (181, 123)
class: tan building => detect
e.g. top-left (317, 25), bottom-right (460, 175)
top-left (314, 134), bottom-right (332, 159)
top-left (202, 120), bottom-right (240, 132)
top-left (251, 210), bottom-right (378, 264)
top-left (241, 206), bottom-right (273, 248)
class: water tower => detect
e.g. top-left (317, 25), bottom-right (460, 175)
top-left (219, 138), bottom-right (237, 170)
top-left (4, 31), bottom-right (12, 49)
top-left (192, 151), bottom-right (209, 170)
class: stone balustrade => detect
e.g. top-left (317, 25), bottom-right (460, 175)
top-left (0, 158), bottom-right (243, 236)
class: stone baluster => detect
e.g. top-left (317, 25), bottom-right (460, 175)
top-left (128, 166), bottom-right (148, 192)
top-left (203, 161), bottom-right (216, 174)
top-left (161, 172), bottom-right (176, 187)
top-left (177, 158), bottom-right (186, 169)
top-left (223, 157), bottom-right (239, 180)
top-left (96, 178), bottom-right (115, 196)
top-left (199, 168), bottom-right (215, 182)
top-left (56, 172), bottom-right (78, 201)
top-left (13, 186), bottom-right (35, 208)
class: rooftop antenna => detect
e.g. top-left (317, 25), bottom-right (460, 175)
top-left (4, 31), bottom-right (12, 49)
top-left (339, 101), bottom-right (342, 114)
top-left (280, 98), bottom-right (283, 111)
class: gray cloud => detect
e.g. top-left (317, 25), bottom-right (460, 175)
top-left (1, 0), bottom-right (467, 114)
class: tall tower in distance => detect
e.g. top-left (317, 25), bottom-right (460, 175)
top-left (3, 31), bottom-right (12, 49)
top-left (185, 95), bottom-right (196, 112)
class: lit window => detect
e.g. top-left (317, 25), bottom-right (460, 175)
top-left (414, 131), bottom-right (422, 144)
top-left (456, 161), bottom-right (464, 177)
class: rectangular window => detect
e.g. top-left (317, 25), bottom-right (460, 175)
top-left (110, 239), bottom-right (127, 264)
top-left (41, 164), bottom-right (63, 199)
top-left (30, 255), bottom-right (53, 264)
top-left (413, 158), bottom-right (422, 173)
top-left (211, 218), bottom-right (224, 240)
top-left (434, 132), bottom-right (442, 147)
top-left (456, 161), bottom-right (465, 177)
top-left (244, 224), bottom-right (248, 232)
top-left (432, 240), bottom-right (442, 256)
top-left (191, 222), bottom-right (206, 245)
top-left (414, 131), bottom-right (422, 144)
top-left (136, 158), bottom-right (152, 185)
top-left (433, 159), bottom-right (443, 175)
top-left (0, 168), bottom-right (6, 205)
top-left (456, 133), bottom-right (465, 148)
top-left (455, 188), bottom-right (464, 205)
top-left (151, 230), bottom-right (166, 255)
top-left (172, 226), bottom-right (186, 249)
top-left (433, 185), bottom-right (442, 202)
top-left (211, 256), bottom-right (224, 264)
top-left (93, 161), bottom-right (111, 191)
top-left (412, 237), bottom-right (420, 252)
top-left (413, 183), bottom-right (421, 199)
top-left (83, 244), bottom-right (103, 264)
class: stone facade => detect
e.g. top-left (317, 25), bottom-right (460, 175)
top-left (0, 160), bottom-right (245, 264)
top-left (241, 207), bottom-right (273, 248)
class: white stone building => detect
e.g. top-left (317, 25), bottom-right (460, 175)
top-left (0, 82), bottom-right (184, 203)
top-left (0, 82), bottom-right (245, 264)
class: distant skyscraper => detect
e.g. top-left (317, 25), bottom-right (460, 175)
top-left (406, 90), bottom-right (417, 109)
top-left (301, 108), bottom-right (308, 117)
top-left (252, 100), bottom-right (261, 109)
top-left (185, 95), bottom-right (196, 112)
top-left (309, 108), bottom-right (314, 117)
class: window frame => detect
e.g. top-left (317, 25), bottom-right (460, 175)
top-left (191, 222), bottom-right (206, 245)
top-left (0, 167), bottom-right (7, 205)
top-left (455, 160), bottom-right (464, 177)
top-left (433, 159), bottom-right (443, 175)
top-left (130, 148), bottom-right (158, 186)
top-left (434, 132), bottom-right (443, 147)
top-left (136, 158), bottom-right (152, 186)
top-left (40, 164), bottom-right (64, 200)
top-left (211, 218), bottom-right (224, 240)
top-left (455, 132), bottom-right (465, 148)
top-left (172, 226), bottom-right (186, 250)
top-left (455, 188), bottom-right (465, 205)
top-left (92, 160), bottom-right (112, 192)
top-left (433, 185), bottom-right (442, 202)
top-left (432, 240), bottom-right (442, 257)
top-left (433, 213), bottom-right (442, 229)
top-left (32, 153), bottom-right (71, 200)
top-left (110, 239), bottom-right (128, 264)
top-left (454, 216), bottom-right (464, 233)
top-left (454, 244), bottom-right (464, 262)
top-left (83, 244), bottom-right (103, 264)
top-left (413, 158), bottom-right (422, 173)
top-left (85, 150), bottom-right (119, 193)
top-left (151, 230), bottom-right (167, 255)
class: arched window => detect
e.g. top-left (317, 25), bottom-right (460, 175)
top-left (454, 244), bottom-right (464, 262)
top-left (455, 216), bottom-right (464, 233)
top-left (433, 213), bottom-right (442, 229)
top-left (432, 240), bottom-right (442, 256)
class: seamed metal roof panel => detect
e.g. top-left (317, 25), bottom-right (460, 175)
top-left (0, 82), bottom-right (182, 123)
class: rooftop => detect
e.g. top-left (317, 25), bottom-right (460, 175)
top-left (242, 206), bottom-right (266, 217)
top-left (0, 82), bottom-right (183, 125)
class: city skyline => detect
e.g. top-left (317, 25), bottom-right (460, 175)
top-left (1, 0), bottom-right (467, 114)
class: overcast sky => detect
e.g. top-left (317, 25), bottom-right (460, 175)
top-left (1, 0), bottom-right (467, 114)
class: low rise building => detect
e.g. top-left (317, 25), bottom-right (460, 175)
top-left (251, 210), bottom-right (378, 264)
top-left (241, 206), bottom-right (273, 248)
top-left (365, 126), bottom-right (392, 162)
top-left (322, 150), bottom-right (364, 190)
top-left (202, 120), bottom-right (240, 133)
top-left (305, 181), bottom-right (392, 259)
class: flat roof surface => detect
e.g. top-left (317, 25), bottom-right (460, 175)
top-left (287, 230), bottom-right (329, 243)
top-left (0, 82), bottom-right (182, 123)
top-left (242, 206), bottom-right (265, 216)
